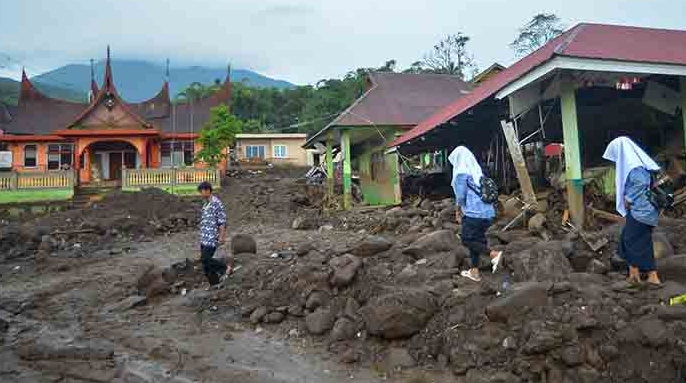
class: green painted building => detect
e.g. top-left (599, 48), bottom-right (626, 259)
top-left (305, 72), bottom-right (471, 208)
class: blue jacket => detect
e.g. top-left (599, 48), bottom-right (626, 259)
top-left (453, 174), bottom-right (495, 220)
top-left (625, 167), bottom-right (658, 227)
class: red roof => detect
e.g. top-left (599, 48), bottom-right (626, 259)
top-left (391, 23), bottom-right (686, 148)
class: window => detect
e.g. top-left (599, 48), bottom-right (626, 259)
top-left (47, 144), bottom-right (73, 170)
top-left (273, 145), bottom-right (287, 158)
top-left (246, 145), bottom-right (265, 159)
top-left (24, 145), bottom-right (37, 168)
top-left (161, 141), bottom-right (194, 167)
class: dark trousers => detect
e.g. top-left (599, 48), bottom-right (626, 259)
top-left (619, 213), bottom-right (656, 272)
top-left (461, 216), bottom-right (492, 268)
top-left (200, 245), bottom-right (227, 285)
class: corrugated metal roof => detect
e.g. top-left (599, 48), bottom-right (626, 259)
top-left (391, 23), bottom-right (686, 148)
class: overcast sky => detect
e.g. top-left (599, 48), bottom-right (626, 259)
top-left (1, 0), bottom-right (685, 85)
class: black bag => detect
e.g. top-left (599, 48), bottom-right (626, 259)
top-left (647, 171), bottom-right (674, 210)
top-left (468, 176), bottom-right (499, 204)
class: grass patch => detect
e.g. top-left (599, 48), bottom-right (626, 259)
top-left (0, 189), bottom-right (73, 204)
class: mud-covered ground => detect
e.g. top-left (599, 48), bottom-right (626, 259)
top-left (2, 171), bottom-right (686, 383)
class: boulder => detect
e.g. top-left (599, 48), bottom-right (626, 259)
top-left (331, 317), bottom-right (357, 341)
top-left (522, 329), bottom-right (564, 355)
top-left (329, 254), bottom-right (362, 288)
top-left (305, 308), bottom-right (336, 335)
top-left (653, 232), bottom-right (674, 259)
top-left (250, 306), bottom-right (268, 324)
top-left (586, 259), bottom-right (610, 275)
top-left (351, 236), bottom-right (392, 257)
top-left (657, 254), bottom-right (686, 284)
top-left (439, 206), bottom-right (456, 221)
top-left (637, 318), bottom-right (668, 347)
top-left (231, 234), bottom-right (257, 254)
top-left (507, 241), bottom-right (573, 282)
top-left (485, 282), bottom-right (550, 323)
top-left (403, 230), bottom-right (461, 258)
top-left (360, 288), bottom-right (438, 339)
top-left (385, 348), bottom-right (416, 369)
top-left (136, 266), bottom-right (170, 298)
top-left (502, 198), bottom-right (521, 218)
top-left (305, 291), bottom-right (330, 311)
top-left (264, 312), bottom-right (286, 324)
top-left (296, 243), bottom-right (315, 257)
top-left (527, 213), bottom-right (547, 233)
top-left (292, 216), bottom-right (316, 230)
top-left (420, 200), bottom-right (434, 211)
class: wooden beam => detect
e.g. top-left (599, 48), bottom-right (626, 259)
top-left (560, 78), bottom-right (585, 227)
top-left (341, 130), bottom-right (352, 210)
top-left (326, 137), bottom-right (334, 198)
top-left (500, 120), bottom-right (537, 205)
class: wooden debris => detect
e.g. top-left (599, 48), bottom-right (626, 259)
top-left (51, 229), bottom-right (96, 235)
top-left (590, 207), bottom-right (625, 224)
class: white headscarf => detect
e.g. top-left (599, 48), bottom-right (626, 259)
top-left (602, 136), bottom-right (660, 216)
top-left (448, 146), bottom-right (483, 188)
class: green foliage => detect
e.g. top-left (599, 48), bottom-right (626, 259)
top-left (194, 104), bottom-right (242, 167)
top-left (511, 13), bottom-right (565, 57)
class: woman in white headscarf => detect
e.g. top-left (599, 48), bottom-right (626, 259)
top-left (603, 136), bottom-right (661, 285)
top-left (449, 146), bottom-right (502, 282)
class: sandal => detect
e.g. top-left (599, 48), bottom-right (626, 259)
top-left (491, 252), bottom-right (503, 273)
top-left (461, 270), bottom-right (481, 282)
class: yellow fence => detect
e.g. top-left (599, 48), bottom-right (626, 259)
top-left (0, 170), bottom-right (75, 191)
top-left (122, 168), bottom-right (221, 189)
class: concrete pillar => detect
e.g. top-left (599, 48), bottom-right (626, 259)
top-left (388, 151), bottom-right (402, 205)
top-left (326, 137), bottom-right (334, 198)
top-left (682, 77), bottom-right (686, 167)
top-left (560, 78), bottom-right (584, 227)
top-left (341, 130), bottom-right (352, 210)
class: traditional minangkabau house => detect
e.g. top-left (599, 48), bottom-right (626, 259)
top-left (0, 48), bottom-right (229, 197)
top-left (304, 72), bottom-right (471, 208)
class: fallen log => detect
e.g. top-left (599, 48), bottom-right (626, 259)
top-left (51, 229), bottom-right (96, 235)
top-left (590, 208), bottom-right (625, 224)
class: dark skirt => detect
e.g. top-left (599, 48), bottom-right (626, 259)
top-left (461, 216), bottom-right (492, 268)
top-left (619, 212), bottom-right (656, 272)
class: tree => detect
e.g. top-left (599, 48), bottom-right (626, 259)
top-left (421, 33), bottom-right (477, 79)
top-left (511, 13), bottom-right (565, 57)
top-left (194, 104), bottom-right (242, 167)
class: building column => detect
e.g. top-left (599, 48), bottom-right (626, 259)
top-left (326, 137), bottom-right (334, 199)
top-left (681, 77), bottom-right (686, 167)
top-left (560, 78), bottom-right (584, 227)
top-left (341, 130), bottom-right (352, 210)
top-left (388, 150), bottom-right (402, 205)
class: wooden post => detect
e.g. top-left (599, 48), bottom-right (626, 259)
top-left (341, 130), bottom-right (352, 210)
top-left (388, 149), bottom-right (402, 205)
top-left (560, 78), bottom-right (585, 227)
top-left (501, 120), bottom-right (537, 205)
top-left (11, 171), bottom-right (18, 190)
top-left (326, 137), bottom-right (334, 199)
top-left (682, 77), bottom-right (686, 167)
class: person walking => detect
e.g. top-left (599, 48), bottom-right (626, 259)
top-left (197, 181), bottom-right (229, 286)
top-left (449, 146), bottom-right (503, 282)
top-left (603, 136), bottom-right (661, 285)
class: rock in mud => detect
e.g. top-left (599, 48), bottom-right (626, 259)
top-left (19, 337), bottom-right (114, 361)
top-left (329, 254), bottom-right (362, 287)
top-left (351, 236), bottom-right (392, 257)
top-left (403, 230), bottom-right (461, 258)
top-left (485, 282), bottom-right (550, 323)
top-left (250, 307), bottom-right (269, 324)
top-left (104, 295), bottom-right (147, 313)
top-left (653, 232), bottom-right (674, 259)
top-left (586, 259), bottom-right (610, 275)
top-left (231, 234), bottom-right (257, 254)
top-left (527, 213), bottom-right (547, 233)
top-left (507, 241), bottom-right (573, 282)
top-left (360, 288), bottom-right (438, 339)
top-left (288, 304), bottom-right (305, 317)
top-left (264, 312), bottom-right (286, 324)
top-left (0, 317), bottom-right (8, 333)
top-left (305, 291), bottom-right (330, 311)
top-left (292, 216), bottom-right (316, 230)
top-left (466, 370), bottom-right (521, 383)
top-left (637, 318), bottom-right (668, 347)
top-left (305, 308), bottom-right (336, 335)
top-left (522, 329), bottom-right (564, 355)
top-left (657, 254), bottom-right (686, 284)
top-left (331, 317), bottom-right (357, 341)
top-left (385, 347), bottom-right (416, 369)
top-left (296, 242), bottom-right (315, 257)
top-left (136, 266), bottom-right (170, 298)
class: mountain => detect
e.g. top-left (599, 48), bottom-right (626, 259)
top-left (0, 77), bottom-right (87, 106)
top-left (32, 60), bottom-right (295, 102)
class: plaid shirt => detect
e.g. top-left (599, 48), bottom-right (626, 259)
top-left (199, 195), bottom-right (226, 247)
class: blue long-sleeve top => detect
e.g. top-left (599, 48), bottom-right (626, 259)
top-left (453, 174), bottom-right (495, 219)
top-left (625, 166), bottom-right (658, 226)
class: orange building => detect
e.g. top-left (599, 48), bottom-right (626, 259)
top-left (0, 48), bottom-right (230, 186)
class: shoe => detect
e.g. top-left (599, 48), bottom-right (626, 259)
top-left (461, 270), bottom-right (481, 282)
top-left (491, 252), bottom-right (503, 273)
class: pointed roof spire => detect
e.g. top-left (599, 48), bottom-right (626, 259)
top-left (104, 45), bottom-right (113, 89)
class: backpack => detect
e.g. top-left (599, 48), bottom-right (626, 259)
top-left (468, 176), bottom-right (499, 204)
top-left (647, 171), bottom-right (674, 210)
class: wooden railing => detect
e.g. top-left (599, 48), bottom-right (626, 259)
top-left (122, 168), bottom-right (221, 189)
top-left (0, 170), bottom-right (75, 191)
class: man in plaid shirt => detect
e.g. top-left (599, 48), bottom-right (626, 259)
top-left (197, 182), bottom-right (228, 285)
